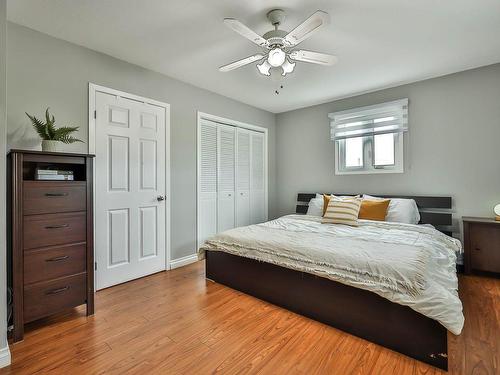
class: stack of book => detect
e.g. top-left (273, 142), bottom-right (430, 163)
top-left (36, 168), bottom-right (74, 181)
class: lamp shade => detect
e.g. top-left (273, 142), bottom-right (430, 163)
top-left (268, 48), bottom-right (286, 67)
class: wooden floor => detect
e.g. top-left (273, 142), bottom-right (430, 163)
top-left (2, 261), bottom-right (499, 375)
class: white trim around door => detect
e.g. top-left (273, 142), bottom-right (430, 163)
top-left (196, 111), bottom-right (269, 249)
top-left (88, 83), bottom-right (171, 286)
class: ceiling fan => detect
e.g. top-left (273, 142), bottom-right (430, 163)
top-left (219, 9), bottom-right (337, 77)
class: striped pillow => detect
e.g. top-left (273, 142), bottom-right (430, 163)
top-left (322, 196), bottom-right (362, 226)
top-left (322, 194), bottom-right (360, 216)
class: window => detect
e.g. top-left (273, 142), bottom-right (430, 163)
top-left (330, 99), bottom-right (408, 175)
top-left (373, 133), bottom-right (395, 166)
top-left (345, 137), bottom-right (363, 167)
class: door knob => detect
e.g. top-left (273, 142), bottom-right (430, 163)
top-left (157, 195), bottom-right (166, 202)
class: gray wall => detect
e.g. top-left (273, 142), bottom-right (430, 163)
top-left (0, 0), bottom-right (8, 366)
top-left (6, 23), bottom-right (276, 260)
top-left (276, 63), bottom-right (500, 236)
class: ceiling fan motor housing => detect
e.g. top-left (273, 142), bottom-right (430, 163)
top-left (263, 30), bottom-right (288, 48)
top-left (265, 9), bottom-right (288, 48)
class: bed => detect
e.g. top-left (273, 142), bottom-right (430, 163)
top-left (200, 193), bottom-right (463, 370)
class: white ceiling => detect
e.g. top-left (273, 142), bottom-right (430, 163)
top-left (7, 0), bottom-right (500, 113)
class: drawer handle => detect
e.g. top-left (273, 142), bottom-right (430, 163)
top-left (45, 193), bottom-right (69, 197)
top-left (45, 286), bottom-right (69, 295)
top-left (45, 255), bottom-right (69, 262)
top-left (45, 224), bottom-right (69, 229)
top-left (475, 247), bottom-right (481, 251)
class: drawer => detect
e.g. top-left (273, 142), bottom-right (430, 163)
top-left (469, 224), bottom-right (500, 273)
top-left (24, 212), bottom-right (86, 250)
top-left (24, 273), bottom-right (87, 323)
top-left (24, 243), bottom-right (87, 285)
top-left (24, 181), bottom-right (86, 215)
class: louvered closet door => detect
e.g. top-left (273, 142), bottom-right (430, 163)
top-left (250, 131), bottom-right (267, 224)
top-left (217, 124), bottom-right (236, 232)
top-left (236, 129), bottom-right (251, 227)
top-left (198, 120), bottom-right (218, 247)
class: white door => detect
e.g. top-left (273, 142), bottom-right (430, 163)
top-left (217, 124), bottom-right (236, 232)
top-left (198, 119), bottom-right (218, 248)
top-left (250, 131), bottom-right (267, 224)
top-left (236, 128), bottom-right (251, 227)
top-left (95, 91), bottom-right (166, 290)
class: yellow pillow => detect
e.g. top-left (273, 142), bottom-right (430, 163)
top-left (322, 194), bottom-right (331, 216)
top-left (359, 199), bottom-right (390, 221)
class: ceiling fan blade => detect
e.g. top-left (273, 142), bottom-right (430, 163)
top-left (219, 54), bottom-right (265, 72)
top-left (223, 18), bottom-right (267, 47)
top-left (284, 10), bottom-right (329, 47)
top-left (289, 50), bottom-right (337, 65)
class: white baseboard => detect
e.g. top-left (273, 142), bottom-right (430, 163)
top-left (0, 346), bottom-right (11, 368)
top-left (170, 253), bottom-right (199, 270)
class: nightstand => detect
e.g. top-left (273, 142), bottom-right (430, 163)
top-left (463, 217), bottom-right (500, 276)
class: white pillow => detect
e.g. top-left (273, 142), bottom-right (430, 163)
top-left (306, 195), bottom-right (324, 216)
top-left (363, 194), bottom-right (420, 224)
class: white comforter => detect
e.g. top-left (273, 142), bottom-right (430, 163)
top-left (199, 215), bottom-right (464, 335)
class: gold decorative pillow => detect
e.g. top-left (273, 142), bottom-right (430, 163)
top-left (359, 199), bottom-right (391, 221)
top-left (322, 194), bottom-right (331, 216)
top-left (322, 196), bottom-right (362, 226)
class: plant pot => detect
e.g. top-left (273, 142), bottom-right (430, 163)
top-left (41, 140), bottom-right (64, 152)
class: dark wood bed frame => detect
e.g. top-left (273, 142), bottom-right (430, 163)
top-left (206, 193), bottom-right (454, 370)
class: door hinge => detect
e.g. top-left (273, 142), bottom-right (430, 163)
top-left (94, 110), bottom-right (97, 119)
top-left (94, 262), bottom-right (97, 271)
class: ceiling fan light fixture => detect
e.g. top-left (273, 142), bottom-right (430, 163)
top-left (281, 59), bottom-right (296, 76)
top-left (268, 48), bottom-right (286, 67)
top-left (257, 60), bottom-right (272, 76)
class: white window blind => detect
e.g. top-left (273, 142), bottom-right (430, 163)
top-left (329, 99), bottom-right (408, 141)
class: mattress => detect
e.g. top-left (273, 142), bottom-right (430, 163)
top-left (199, 214), bottom-right (464, 335)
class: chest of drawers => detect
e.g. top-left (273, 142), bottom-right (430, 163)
top-left (8, 150), bottom-right (94, 342)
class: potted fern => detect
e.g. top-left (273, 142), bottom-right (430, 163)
top-left (26, 108), bottom-right (83, 152)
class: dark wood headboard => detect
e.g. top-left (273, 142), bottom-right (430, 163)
top-left (296, 193), bottom-right (453, 235)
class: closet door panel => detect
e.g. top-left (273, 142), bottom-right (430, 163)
top-left (198, 119), bottom-right (267, 246)
top-left (217, 125), bottom-right (236, 232)
top-left (250, 131), bottom-right (266, 224)
top-left (236, 192), bottom-right (251, 227)
top-left (236, 129), bottom-right (251, 227)
top-left (198, 120), bottom-right (218, 246)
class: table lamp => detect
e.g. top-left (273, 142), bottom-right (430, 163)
top-left (495, 204), bottom-right (500, 221)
